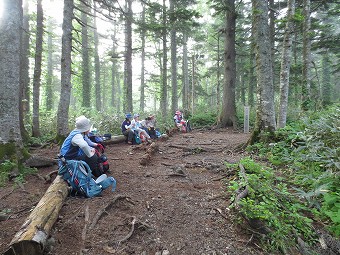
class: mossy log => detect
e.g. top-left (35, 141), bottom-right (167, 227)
top-left (4, 175), bottom-right (69, 255)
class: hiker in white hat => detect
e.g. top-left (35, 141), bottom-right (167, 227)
top-left (59, 116), bottom-right (103, 177)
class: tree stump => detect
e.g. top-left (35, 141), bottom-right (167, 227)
top-left (4, 175), bottom-right (69, 255)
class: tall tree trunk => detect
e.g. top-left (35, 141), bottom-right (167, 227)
top-left (292, 28), bottom-right (299, 106)
top-left (20, 0), bottom-right (30, 142)
top-left (191, 54), bottom-right (195, 114)
top-left (218, 0), bottom-right (238, 129)
top-left (160, 0), bottom-right (168, 119)
top-left (140, 4), bottom-right (146, 112)
top-left (278, 0), bottom-right (295, 129)
top-left (321, 52), bottom-right (331, 106)
top-left (116, 72), bottom-right (122, 113)
top-left (32, 0), bottom-right (44, 137)
top-left (268, 0), bottom-right (275, 87)
top-left (0, 0), bottom-right (24, 167)
top-left (301, 0), bottom-right (311, 111)
top-left (239, 69), bottom-right (246, 105)
top-left (250, 0), bottom-right (276, 143)
top-left (182, 32), bottom-right (189, 111)
top-left (110, 26), bottom-right (117, 110)
top-left (81, 0), bottom-right (91, 108)
top-left (170, 0), bottom-right (178, 114)
top-left (93, 3), bottom-right (102, 112)
top-left (46, 19), bottom-right (54, 112)
top-left (216, 33), bottom-right (221, 109)
top-left (57, 0), bottom-right (74, 138)
top-left (248, 21), bottom-right (256, 107)
top-left (124, 0), bottom-right (133, 113)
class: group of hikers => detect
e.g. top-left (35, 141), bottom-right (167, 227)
top-left (121, 113), bottom-right (161, 145)
top-left (57, 110), bottom-right (190, 197)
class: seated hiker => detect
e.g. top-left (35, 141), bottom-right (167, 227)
top-left (144, 114), bottom-right (159, 139)
top-left (59, 115), bottom-right (104, 177)
top-left (128, 113), bottom-right (152, 143)
top-left (173, 110), bottom-right (191, 133)
top-left (121, 113), bottom-right (135, 145)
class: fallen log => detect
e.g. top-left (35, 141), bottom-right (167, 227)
top-left (102, 135), bottom-right (126, 145)
top-left (24, 155), bottom-right (56, 168)
top-left (4, 175), bottom-right (69, 255)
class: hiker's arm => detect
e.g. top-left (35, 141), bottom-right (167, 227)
top-left (84, 135), bottom-right (97, 147)
top-left (72, 134), bottom-right (95, 157)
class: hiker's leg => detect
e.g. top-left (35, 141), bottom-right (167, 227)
top-left (141, 130), bottom-right (151, 139)
top-left (122, 130), bottom-right (129, 143)
top-left (127, 130), bottom-right (134, 143)
top-left (78, 154), bottom-right (101, 178)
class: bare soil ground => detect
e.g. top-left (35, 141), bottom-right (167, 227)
top-left (0, 128), bottom-right (270, 255)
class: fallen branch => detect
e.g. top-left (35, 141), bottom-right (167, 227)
top-left (212, 169), bottom-right (235, 181)
top-left (44, 170), bottom-right (58, 183)
top-left (0, 187), bottom-right (15, 200)
top-left (115, 216), bottom-right (136, 243)
top-left (89, 195), bottom-right (130, 229)
top-left (168, 173), bottom-right (187, 178)
top-left (80, 205), bottom-right (89, 255)
top-left (24, 155), bottom-right (56, 168)
top-left (233, 163), bottom-right (249, 209)
top-left (110, 217), bottom-right (152, 245)
top-left (161, 162), bottom-right (172, 166)
top-left (103, 135), bottom-right (128, 145)
top-left (233, 164), bottom-right (271, 235)
top-left (214, 208), bottom-right (229, 221)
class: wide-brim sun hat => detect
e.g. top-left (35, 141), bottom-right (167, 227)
top-left (75, 115), bottom-right (91, 132)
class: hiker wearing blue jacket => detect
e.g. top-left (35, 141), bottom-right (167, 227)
top-left (121, 113), bottom-right (135, 144)
top-left (60, 115), bottom-right (103, 177)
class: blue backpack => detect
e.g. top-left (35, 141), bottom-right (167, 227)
top-left (58, 159), bottom-right (116, 198)
top-left (134, 131), bottom-right (141, 144)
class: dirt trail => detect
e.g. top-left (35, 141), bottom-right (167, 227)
top-left (0, 128), bottom-right (267, 255)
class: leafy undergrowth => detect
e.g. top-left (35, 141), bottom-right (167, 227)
top-left (229, 105), bottom-right (340, 253)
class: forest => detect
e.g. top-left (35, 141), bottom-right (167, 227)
top-left (0, 0), bottom-right (339, 254)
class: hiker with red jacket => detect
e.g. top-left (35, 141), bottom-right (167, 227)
top-left (59, 115), bottom-right (104, 177)
top-left (173, 110), bottom-right (191, 133)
